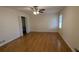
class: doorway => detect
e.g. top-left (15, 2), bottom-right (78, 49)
top-left (21, 16), bottom-right (27, 35)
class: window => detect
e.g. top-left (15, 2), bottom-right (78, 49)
top-left (59, 14), bottom-right (63, 29)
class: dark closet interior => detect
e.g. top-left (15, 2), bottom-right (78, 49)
top-left (21, 16), bottom-right (27, 35)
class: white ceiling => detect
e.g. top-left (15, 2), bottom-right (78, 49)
top-left (6, 6), bottom-right (64, 14)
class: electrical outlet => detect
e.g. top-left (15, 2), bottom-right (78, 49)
top-left (0, 40), bottom-right (5, 44)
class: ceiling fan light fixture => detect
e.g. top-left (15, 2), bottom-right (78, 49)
top-left (32, 6), bottom-right (45, 15)
top-left (33, 11), bottom-right (39, 15)
top-left (33, 11), bottom-right (37, 15)
top-left (36, 11), bottom-right (39, 14)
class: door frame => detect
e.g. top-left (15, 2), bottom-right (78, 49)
top-left (18, 15), bottom-right (30, 36)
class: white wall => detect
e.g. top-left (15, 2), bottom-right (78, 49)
top-left (58, 7), bottom-right (79, 51)
top-left (0, 7), bottom-right (30, 46)
top-left (30, 13), bottom-right (58, 32)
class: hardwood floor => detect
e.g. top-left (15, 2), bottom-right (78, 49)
top-left (0, 32), bottom-right (72, 52)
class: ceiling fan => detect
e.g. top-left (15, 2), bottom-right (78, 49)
top-left (31, 6), bottom-right (45, 15)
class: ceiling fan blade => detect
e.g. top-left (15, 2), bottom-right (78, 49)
top-left (33, 6), bottom-right (38, 11)
top-left (39, 11), bottom-right (44, 13)
top-left (39, 9), bottom-right (45, 12)
top-left (39, 9), bottom-right (45, 13)
top-left (33, 6), bottom-right (38, 8)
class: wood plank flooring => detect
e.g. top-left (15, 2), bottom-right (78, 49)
top-left (0, 32), bottom-right (72, 52)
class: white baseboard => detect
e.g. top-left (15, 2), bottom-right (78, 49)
top-left (63, 37), bottom-right (75, 52)
top-left (58, 32), bottom-right (75, 52)
top-left (0, 36), bottom-right (20, 47)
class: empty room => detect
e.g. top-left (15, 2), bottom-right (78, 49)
top-left (0, 6), bottom-right (79, 52)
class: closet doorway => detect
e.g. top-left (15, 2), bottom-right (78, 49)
top-left (21, 16), bottom-right (27, 35)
